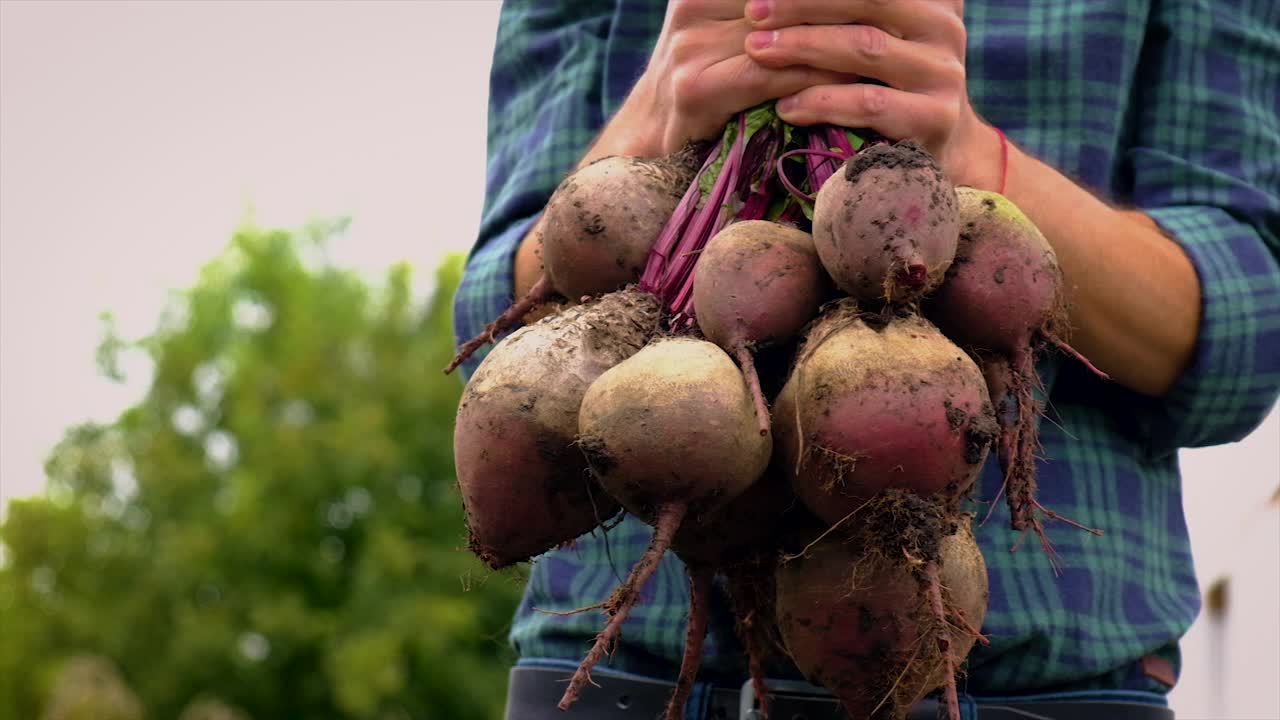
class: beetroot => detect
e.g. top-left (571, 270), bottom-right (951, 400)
top-left (925, 188), bottom-right (1103, 555)
top-left (452, 289), bottom-right (660, 569)
top-left (693, 220), bottom-right (829, 435)
top-left (812, 140), bottom-right (959, 303)
top-left (776, 498), bottom-right (989, 720)
top-left (668, 467), bottom-right (796, 719)
top-left (772, 301), bottom-right (996, 528)
top-left (557, 337), bottom-right (772, 711)
top-left (446, 145), bottom-right (706, 373)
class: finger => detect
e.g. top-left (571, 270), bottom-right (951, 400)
top-left (669, 0), bottom-right (752, 23)
top-left (747, 24), bottom-right (962, 92)
top-left (680, 54), bottom-right (854, 118)
top-left (746, 0), bottom-right (965, 49)
top-left (669, 18), bottom-right (754, 66)
top-left (776, 82), bottom-right (957, 146)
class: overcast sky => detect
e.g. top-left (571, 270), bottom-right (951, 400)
top-left (2, 0), bottom-right (500, 506)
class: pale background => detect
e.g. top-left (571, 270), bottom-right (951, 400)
top-left (0, 1), bottom-right (1276, 717)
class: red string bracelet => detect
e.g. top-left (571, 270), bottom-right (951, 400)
top-left (993, 126), bottom-right (1009, 194)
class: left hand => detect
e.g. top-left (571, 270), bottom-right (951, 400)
top-left (743, 0), bottom-right (1002, 190)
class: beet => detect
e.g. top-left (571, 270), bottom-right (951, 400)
top-left (557, 337), bottom-right (772, 711)
top-left (812, 140), bottom-right (959, 303)
top-left (452, 288), bottom-right (660, 569)
top-left (772, 301), bottom-right (996, 528)
top-left (776, 498), bottom-right (989, 720)
top-left (925, 188), bottom-right (1103, 556)
top-left (693, 220), bottom-right (829, 435)
top-left (446, 144), bottom-right (707, 373)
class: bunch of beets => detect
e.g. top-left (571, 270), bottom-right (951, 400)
top-left (447, 106), bottom-right (1104, 720)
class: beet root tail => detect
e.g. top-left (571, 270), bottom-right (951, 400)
top-left (664, 567), bottom-right (713, 720)
top-left (727, 563), bottom-right (775, 719)
top-left (558, 503), bottom-right (688, 710)
top-left (1002, 350), bottom-right (1102, 570)
top-left (732, 341), bottom-right (771, 436)
top-left (445, 274), bottom-right (553, 374)
top-left (1043, 331), bottom-right (1109, 380)
top-left (925, 561), bottom-right (962, 720)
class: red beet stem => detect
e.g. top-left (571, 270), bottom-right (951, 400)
top-left (664, 567), bottom-right (713, 720)
top-left (445, 274), bottom-right (553, 373)
top-left (807, 128), bottom-right (851, 191)
top-left (732, 340), bottom-right (771, 436)
top-left (641, 139), bottom-right (723, 291)
top-left (659, 116), bottom-right (749, 309)
top-left (825, 125), bottom-right (857, 156)
top-left (558, 503), bottom-right (689, 710)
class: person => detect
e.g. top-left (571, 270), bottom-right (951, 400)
top-left (452, 1), bottom-right (1280, 718)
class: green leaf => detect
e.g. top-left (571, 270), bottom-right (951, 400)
top-left (798, 196), bottom-right (815, 221)
top-left (698, 102), bottom-right (779, 195)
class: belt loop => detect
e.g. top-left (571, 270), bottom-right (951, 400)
top-left (961, 693), bottom-right (979, 720)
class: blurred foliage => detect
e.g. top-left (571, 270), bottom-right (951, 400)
top-left (0, 221), bottom-right (524, 719)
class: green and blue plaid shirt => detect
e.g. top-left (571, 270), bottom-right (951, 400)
top-left (454, 0), bottom-right (1280, 698)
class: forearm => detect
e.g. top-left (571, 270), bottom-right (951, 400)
top-left (1001, 143), bottom-right (1202, 397)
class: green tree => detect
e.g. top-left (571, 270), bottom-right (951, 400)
top-left (0, 221), bottom-right (524, 719)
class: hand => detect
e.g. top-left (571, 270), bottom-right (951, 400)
top-left (618, 0), bottom-right (853, 157)
top-left (743, 0), bottom-right (1003, 190)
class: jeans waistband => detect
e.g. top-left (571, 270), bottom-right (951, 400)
top-left (512, 658), bottom-right (1170, 719)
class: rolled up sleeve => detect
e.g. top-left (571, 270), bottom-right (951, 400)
top-left (1125, 0), bottom-right (1280, 450)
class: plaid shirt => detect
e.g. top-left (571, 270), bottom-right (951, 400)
top-left (453, 0), bottom-right (1280, 697)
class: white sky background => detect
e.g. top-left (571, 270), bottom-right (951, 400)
top-left (1, 0), bottom-right (499, 505)
top-left (0, 1), bottom-right (1276, 716)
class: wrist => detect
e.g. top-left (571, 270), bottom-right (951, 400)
top-left (579, 76), bottom-right (666, 167)
top-left (945, 113), bottom-right (1005, 192)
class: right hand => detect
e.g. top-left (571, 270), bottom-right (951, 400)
top-left (601, 0), bottom-right (855, 159)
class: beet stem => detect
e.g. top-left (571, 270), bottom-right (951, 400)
top-left (664, 567), bottom-right (713, 720)
top-left (732, 340), bottom-right (771, 436)
top-left (444, 274), bottom-right (553, 373)
top-left (557, 503), bottom-right (688, 710)
top-left (664, 115), bottom-right (751, 317)
top-left (641, 139), bottom-right (723, 290)
top-left (825, 125), bottom-right (856, 157)
top-left (806, 129), bottom-right (840, 191)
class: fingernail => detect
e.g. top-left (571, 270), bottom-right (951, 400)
top-left (747, 0), bottom-right (771, 22)
top-left (747, 30), bottom-right (776, 50)
top-left (778, 95), bottom-right (798, 113)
